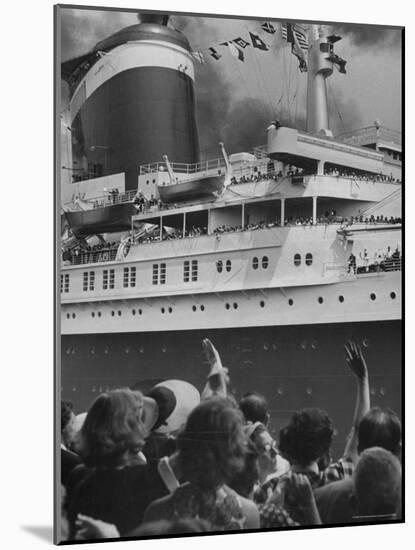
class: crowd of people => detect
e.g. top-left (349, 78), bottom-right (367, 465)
top-left (324, 167), bottom-right (400, 183)
top-left (348, 247), bottom-right (402, 274)
top-left (60, 339), bottom-right (402, 542)
top-left (63, 241), bottom-right (120, 265)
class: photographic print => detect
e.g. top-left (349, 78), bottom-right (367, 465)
top-left (56, 4), bottom-right (403, 544)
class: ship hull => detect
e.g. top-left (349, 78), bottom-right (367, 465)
top-left (61, 319), bottom-right (401, 458)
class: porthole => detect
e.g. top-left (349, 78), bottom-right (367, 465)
top-left (301, 340), bottom-right (307, 350)
top-left (66, 313), bottom-right (70, 319)
top-left (72, 313), bottom-right (76, 319)
top-left (262, 256), bottom-right (269, 269)
top-left (305, 253), bottom-right (313, 266)
top-left (161, 345), bottom-right (167, 353)
top-left (390, 291), bottom-right (396, 299)
top-left (168, 307), bottom-right (173, 313)
top-left (260, 300), bottom-right (265, 308)
top-left (104, 346), bottom-right (109, 355)
top-left (225, 303), bottom-right (230, 310)
top-left (370, 293), bottom-right (376, 301)
top-left (311, 340), bottom-right (318, 350)
top-left (118, 310), bottom-right (122, 316)
top-left (263, 342), bottom-right (269, 351)
top-left (191, 305), bottom-right (196, 312)
top-left (252, 257), bottom-right (259, 270)
top-left (288, 298), bottom-right (294, 306)
top-left (200, 305), bottom-right (205, 311)
top-left (91, 312), bottom-right (95, 318)
top-left (65, 348), bottom-right (71, 355)
top-left (233, 302), bottom-right (238, 309)
top-left (380, 387), bottom-right (386, 396)
top-left (338, 295), bottom-right (344, 303)
top-left (277, 387), bottom-right (284, 396)
top-left (90, 347), bottom-right (95, 355)
top-left (370, 387), bottom-right (376, 396)
top-left (72, 386), bottom-right (77, 392)
top-left (139, 345), bottom-right (144, 354)
top-left (226, 260), bottom-right (232, 272)
top-left (111, 311), bottom-right (115, 317)
top-left (306, 387), bottom-right (313, 395)
top-left (132, 309), bottom-right (136, 316)
top-left (363, 338), bottom-right (370, 348)
top-left (98, 311), bottom-right (102, 317)
top-left (125, 347), bottom-right (130, 354)
top-left (294, 253), bottom-right (301, 266)
top-left (152, 179), bottom-right (156, 184)
top-left (138, 309), bottom-right (143, 315)
top-left (161, 307), bottom-right (165, 314)
top-left (217, 260), bottom-right (223, 273)
top-left (318, 296), bottom-right (324, 304)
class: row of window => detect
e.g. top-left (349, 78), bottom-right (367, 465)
top-left (216, 259), bottom-right (232, 273)
top-left (64, 290), bottom-right (398, 320)
top-left (294, 253), bottom-right (313, 266)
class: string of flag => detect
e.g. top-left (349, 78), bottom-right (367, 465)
top-left (190, 22), bottom-right (309, 72)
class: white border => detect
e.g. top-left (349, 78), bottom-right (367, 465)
top-left (2, 0), bottom-right (411, 548)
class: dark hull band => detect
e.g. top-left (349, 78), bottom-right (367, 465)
top-left (61, 319), bottom-right (402, 458)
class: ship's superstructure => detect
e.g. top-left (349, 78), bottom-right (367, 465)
top-left (60, 18), bottom-right (402, 454)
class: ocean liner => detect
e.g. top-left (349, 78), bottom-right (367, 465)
top-left (60, 14), bottom-right (402, 455)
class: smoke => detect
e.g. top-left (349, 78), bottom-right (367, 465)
top-left (329, 23), bottom-right (402, 48)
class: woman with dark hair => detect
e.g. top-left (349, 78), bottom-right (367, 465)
top-left (142, 397), bottom-right (260, 532)
top-left (65, 388), bottom-right (166, 539)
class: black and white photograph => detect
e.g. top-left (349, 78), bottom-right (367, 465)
top-left (55, 3), bottom-right (403, 544)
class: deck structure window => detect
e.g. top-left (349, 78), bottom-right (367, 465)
top-left (123, 267), bottom-right (129, 288)
top-left (252, 257), bottom-right (259, 270)
top-left (83, 272), bottom-right (88, 291)
top-left (153, 264), bottom-right (159, 285)
top-left (262, 256), bottom-right (269, 269)
top-left (191, 260), bottom-right (198, 281)
top-left (305, 253), bottom-right (313, 266)
top-left (130, 267), bottom-right (136, 287)
top-left (184, 261), bottom-right (190, 282)
top-left (226, 260), bottom-right (232, 272)
top-left (89, 271), bottom-right (95, 291)
top-left (109, 269), bottom-right (115, 289)
top-left (217, 260), bottom-right (223, 273)
top-left (294, 253), bottom-right (302, 266)
top-left (61, 273), bottom-right (70, 293)
top-left (160, 263), bottom-right (166, 284)
top-left (103, 270), bottom-right (108, 290)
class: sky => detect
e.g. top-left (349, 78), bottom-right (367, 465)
top-left (59, 7), bottom-right (402, 190)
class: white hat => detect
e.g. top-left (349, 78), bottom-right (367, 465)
top-left (146, 380), bottom-right (200, 435)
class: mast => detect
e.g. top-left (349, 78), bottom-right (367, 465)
top-left (306, 25), bottom-right (345, 137)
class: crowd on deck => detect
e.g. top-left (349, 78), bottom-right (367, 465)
top-left (323, 167), bottom-right (400, 183)
top-left (60, 339), bottom-right (402, 542)
top-left (63, 242), bottom-right (120, 265)
top-left (348, 247), bottom-right (402, 274)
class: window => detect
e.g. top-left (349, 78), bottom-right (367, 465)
top-left (123, 267), bottom-right (137, 288)
top-left (153, 264), bottom-right (159, 285)
top-left (184, 261), bottom-right (190, 282)
top-left (305, 253), bottom-right (313, 266)
top-left (160, 263), bottom-right (166, 284)
top-left (103, 270), bottom-right (108, 290)
top-left (191, 260), bottom-right (198, 281)
top-left (294, 253), bottom-right (302, 266)
top-left (83, 271), bottom-right (95, 291)
top-left (109, 269), bottom-right (115, 289)
top-left (252, 257), bottom-right (259, 270)
top-left (262, 256), bottom-right (269, 269)
top-left (217, 260), bottom-right (223, 273)
top-left (153, 263), bottom-right (167, 285)
top-left (226, 259), bottom-right (232, 272)
top-left (89, 271), bottom-right (95, 291)
top-left (60, 274), bottom-right (70, 293)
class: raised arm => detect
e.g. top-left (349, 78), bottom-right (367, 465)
top-left (280, 473), bottom-right (321, 525)
top-left (343, 340), bottom-right (370, 462)
top-left (200, 338), bottom-right (229, 400)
